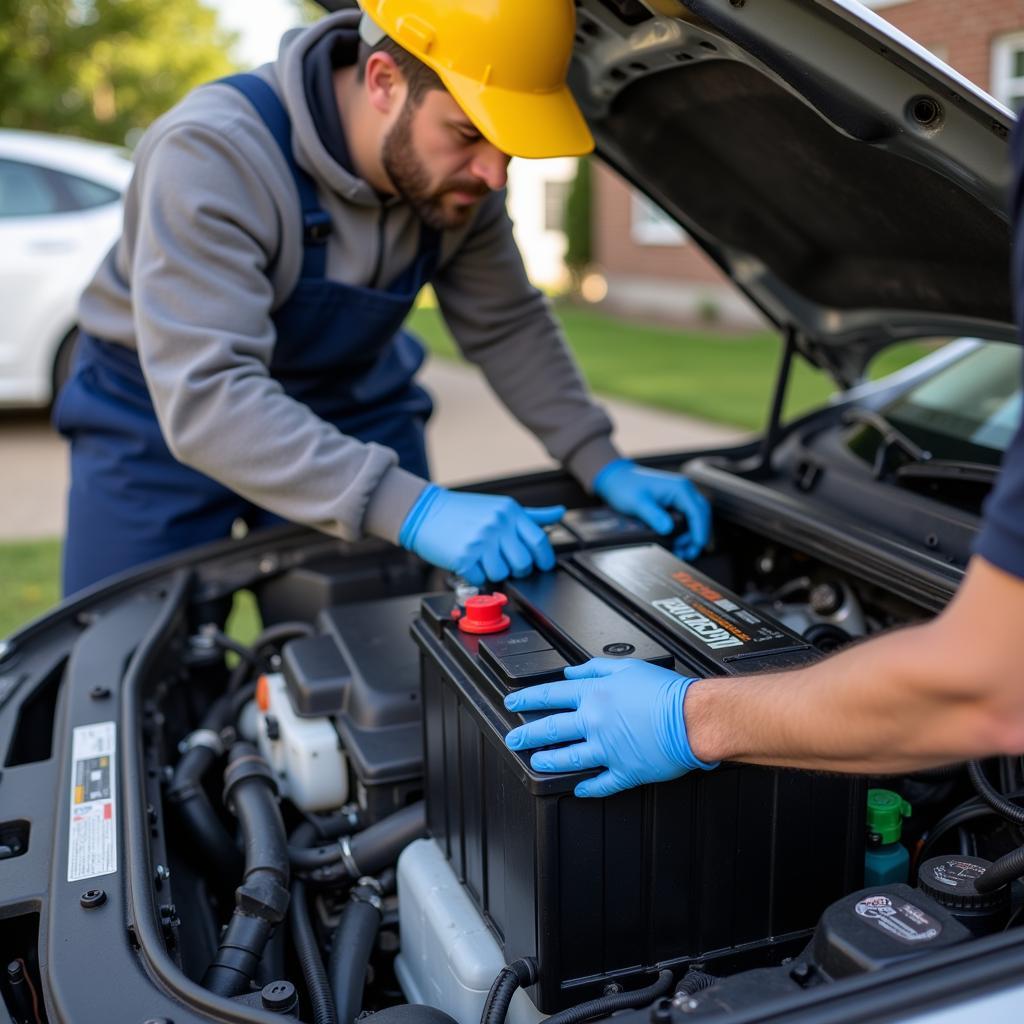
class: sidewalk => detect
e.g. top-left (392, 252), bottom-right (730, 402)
top-left (0, 357), bottom-right (746, 542)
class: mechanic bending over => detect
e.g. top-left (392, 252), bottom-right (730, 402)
top-left (506, 122), bottom-right (1024, 797)
top-left (55, 0), bottom-right (709, 597)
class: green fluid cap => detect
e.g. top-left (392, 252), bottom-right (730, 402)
top-left (867, 788), bottom-right (911, 845)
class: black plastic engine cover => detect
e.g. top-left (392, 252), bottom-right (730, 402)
top-left (283, 595), bottom-right (428, 821)
top-left (413, 544), bottom-right (866, 1012)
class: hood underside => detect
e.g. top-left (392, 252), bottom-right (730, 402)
top-left (572, 0), bottom-right (1017, 382)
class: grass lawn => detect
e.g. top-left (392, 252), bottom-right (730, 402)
top-left (0, 539), bottom-right (61, 640)
top-left (0, 308), bottom-right (932, 640)
top-left (409, 304), bottom-right (931, 432)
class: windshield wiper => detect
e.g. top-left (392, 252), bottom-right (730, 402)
top-left (893, 461), bottom-right (1000, 486)
top-left (843, 408), bottom-right (932, 480)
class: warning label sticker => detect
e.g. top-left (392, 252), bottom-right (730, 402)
top-left (67, 721), bottom-right (117, 883)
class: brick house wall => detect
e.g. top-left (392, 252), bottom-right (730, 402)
top-left (591, 0), bottom-right (1024, 326)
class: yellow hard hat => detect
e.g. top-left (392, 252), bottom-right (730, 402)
top-left (358, 0), bottom-right (595, 159)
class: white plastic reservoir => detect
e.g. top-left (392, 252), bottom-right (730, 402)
top-left (395, 838), bottom-right (546, 1024)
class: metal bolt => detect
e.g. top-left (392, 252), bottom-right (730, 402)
top-left (89, 685), bottom-right (111, 700)
top-left (603, 982), bottom-right (624, 996)
top-left (259, 555), bottom-right (279, 574)
top-left (154, 864), bottom-right (170, 883)
top-left (146, 803), bottom-right (158, 825)
top-left (80, 889), bottom-right (107, 909)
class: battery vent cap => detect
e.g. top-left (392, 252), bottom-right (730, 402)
top-left (458, 593), bottom-right (511, 634)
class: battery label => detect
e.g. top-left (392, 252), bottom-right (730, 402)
top-left (67, 721), bottom-right (117, 883)
top-left (575, 545), bottom-right (813, 674)
top-left (651, 597), bottom-right (745, 650)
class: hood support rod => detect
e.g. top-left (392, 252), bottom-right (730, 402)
top-left (759, 324), bottom-right (798, 470)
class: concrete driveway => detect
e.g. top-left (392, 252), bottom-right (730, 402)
top-left (0, 357), bottom-right (745, 542)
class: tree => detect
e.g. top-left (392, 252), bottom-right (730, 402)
top-left (563, 156), bottom-right (593, 291)
top-left (292, 0), bottom-right (332, 23)
top-left (0, 0), bottom-right (240, 147)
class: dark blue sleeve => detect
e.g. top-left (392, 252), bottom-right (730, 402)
top-left (974, 120), bottom-right (1024, 579)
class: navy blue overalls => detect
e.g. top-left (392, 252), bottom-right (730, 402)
top-left (55, 74), bottom-right (440, 596)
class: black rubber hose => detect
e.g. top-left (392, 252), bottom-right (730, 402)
top-left (205, 627), bottom-right (259, 666)
top-left (296, 802), bottom-right (426, 879)
top-left (481, 959), bottom-right (539, 1024)
top-left (291, 877), bottom-right (337, 1024)
top-left (290, 842), bottom-right (346, 871)
top-left (202, 744), bottom-right (290, 998)
top-left (226, 621), bottom-right (315, 694)
top-left (968, 761), bottom-right (1024, 826)
top-left (256, 620), bottom-right (316, 649)
top-left (232, 767), bottom-right (290, 884)
top-left (330, 880), bottom-right (385, 1024)
top-left (290, 819), bottom-right (337, 1024)
top-left (542, 970), bottom-right (675, 1024)
top-left (676, 971), bottom-right (717, 996)
top-left (166, 700), bottom-right (242, 886)
top-left (975, 846), bottom-right (1024, 894)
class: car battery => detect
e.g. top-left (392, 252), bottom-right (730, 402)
top-left (412, 543), bottom-right (865, 1012)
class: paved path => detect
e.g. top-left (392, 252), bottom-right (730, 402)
top-left (0, 357), bottom-right (745, 542)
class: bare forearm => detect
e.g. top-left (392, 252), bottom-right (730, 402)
top-left (685, 559), bottom-right (1024, 773)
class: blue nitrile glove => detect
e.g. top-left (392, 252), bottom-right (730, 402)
top-left (399, 484), bottom-right (565, 586)
top-left (504, 658), bottom-right (717, 798)
top-left (593, 459), bottom-right (711, 560)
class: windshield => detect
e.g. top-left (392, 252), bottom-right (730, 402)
top-left (847, 342), bottom-right (1021, 512)
top-left (886, 343), bottom-right (1020, 458)
top-left (851, 343), bottom-right (1021, 465)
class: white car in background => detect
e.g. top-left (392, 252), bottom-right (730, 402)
top-left (0, 130), bottom-right (132, 409)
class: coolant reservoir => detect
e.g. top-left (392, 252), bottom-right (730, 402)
top-left (255, 672), bottom-right (348, 812)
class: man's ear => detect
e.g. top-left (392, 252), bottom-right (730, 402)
top-left (364, 51), bottom-right (406, 116)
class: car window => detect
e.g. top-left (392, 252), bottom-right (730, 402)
top-left (871, 342), bottom-right (1021, 463)
top-left (847, 341), bottom-right (1021, 513)
top-left (53, 170), bottom-right (120, 210)
top-left (0, 159), bottom-right (61, 217)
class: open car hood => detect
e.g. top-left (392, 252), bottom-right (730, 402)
top-left (570, 0), bottom-right (1017, 384)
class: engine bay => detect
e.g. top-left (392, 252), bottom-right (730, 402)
top-left (1, 499), bottom-right (1022, 1024)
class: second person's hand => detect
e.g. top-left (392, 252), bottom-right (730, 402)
top-left (504, 658), bottom-right (717, 797)
top-left (399, 484), bottom-right (565, 585)
top-left (593, 459), bottom-right (711, 561)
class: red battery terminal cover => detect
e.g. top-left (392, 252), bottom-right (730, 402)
top-left (457, 593), bottom-right (511, 635)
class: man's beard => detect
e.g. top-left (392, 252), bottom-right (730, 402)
top-left (382, 101), bottom-right (488, 231)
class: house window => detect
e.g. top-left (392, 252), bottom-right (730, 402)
top-left (992, 32), bottom-right (1024, 113)
top-left (543, 179), bottom-right (570, 233)
top-left (630, 192), bottom-right (686, 246)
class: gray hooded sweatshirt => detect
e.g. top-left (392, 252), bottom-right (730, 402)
top-left (77, 10), bottom-right (620, 545)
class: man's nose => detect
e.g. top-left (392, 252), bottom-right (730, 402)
top-left (470, 143), bottom-right (511, 191)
